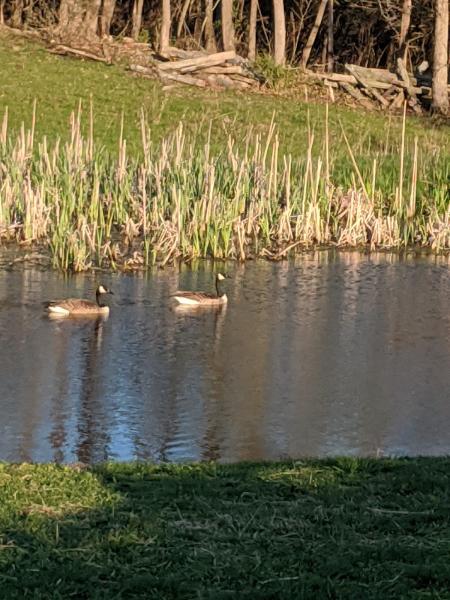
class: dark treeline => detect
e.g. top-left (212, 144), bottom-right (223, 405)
top-left (0, 0), bottom-right (438, 67)
top-left (1, 0), bottom-right (448, 112)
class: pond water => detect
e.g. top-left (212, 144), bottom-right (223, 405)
top-left (0, 252), bottom-right (449, 463)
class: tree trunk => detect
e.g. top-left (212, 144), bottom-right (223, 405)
top-left (194, 15), bottom-right (203, 44)
top-left (176, 0), bottom-right (191, 38)
top-left (327, 0), bottom-right (334, 72)
top-left (85, 0), bottom-right (102, 38)
top-left (221, 0), bottom-right (235, 51)
top-left (272, 0), bottom-right (286, 65)
top-left (300, 0), bottom-right (328, 69)
top-left (204, 0), bottom-right (217, 52)
top-left (100, 0), bottom-right (116, 37)
top-left (10, 0), bottom-right (24, 28)
top-left (131, 0), bottom-right (144, 40)
top-left (399, 0), bottom-right (412, 58)
top-left (160, 0), bottom-right (171, 51)
top-left (432, 0), bottom-right (449, 113)
top-left (247, 0), bottom-right (258, 61)
top-left (57, 0), bottom-right (101, 42)
top-left (58, 0), bottom-right (88, 41)
top-left (238, 0), bottom-right (244, 23)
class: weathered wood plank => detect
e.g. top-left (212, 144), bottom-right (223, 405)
top-left (158, 50), bottom-right (236, 72)
top-left (197, 73), bottom-right (251, 90)
top-left (397, 58), bottom-right (422, 114)
top-left (159, 72), bottom-right (207, 87)
top-left (339, 82), bottom-right (374, 109)
top-left (346, 64), bottom-right (389, 106)
top-left (230, 74), bottom-right (258, 84)
top-left (158, 46), bottom-right (206, 60)
top-left (200, 65), bottom-right (244, 75)
top-left (129, 64), bottom-right (155, 75)
top-left (390, 90), bottom-right (405, 109)
top-left (346, 65), bottom-right (400, 85)
top-left (306, 70), bottom-right (358, 84)
top-left (307, 70), bottom-right (390, 90)
top-left (49, 45), bottom-right (110, 63)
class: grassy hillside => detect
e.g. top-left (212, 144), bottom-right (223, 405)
top-left (1, 459), bottom-right (450, 599)
top-left (1, 28), bottom-right (449, 157)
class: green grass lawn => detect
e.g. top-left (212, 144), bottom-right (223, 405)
top-left (1, 28), bottom-right (449, 158)
top-left (1, 459), bottom-right (450, 599)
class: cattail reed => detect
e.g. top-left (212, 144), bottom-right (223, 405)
top-left (0, 106), bottom-right (448, 271)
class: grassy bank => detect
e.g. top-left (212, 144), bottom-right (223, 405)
top-left (0, 28), bottom-right (449, 270)
top-left (0, 459), bottom-right (449, 599)
top-left (1, 28), bottom-right (449, 156)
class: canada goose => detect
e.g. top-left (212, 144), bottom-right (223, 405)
top-left (45, 284), bottom-right (113, 316)
top-left (172, 273), bottom-right (229, 306)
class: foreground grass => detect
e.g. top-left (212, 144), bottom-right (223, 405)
top-left (1, 459), bottom-right (450, 598)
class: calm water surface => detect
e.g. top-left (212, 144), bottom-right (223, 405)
top-left (0, 252), bottom-right (449, 463)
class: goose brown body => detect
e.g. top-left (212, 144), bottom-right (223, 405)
top-left (45, 285), bottom-right (113, 316)
top-left (172, 273), bottom-right (228, 306)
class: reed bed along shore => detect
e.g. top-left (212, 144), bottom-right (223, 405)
top-left (0, 104), bottom-right (448, 271)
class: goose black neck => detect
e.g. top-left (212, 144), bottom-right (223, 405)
top-left (96, 291), bottom-right (105, 307)
top-left (215, 277), bottom-right (223, 298)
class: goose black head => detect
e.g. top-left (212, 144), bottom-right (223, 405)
top-left (97, 285), bottom-right (114, 295)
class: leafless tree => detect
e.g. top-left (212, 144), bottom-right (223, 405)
top-left (273, 0), bottom-right (286, 65)
top-left (160, 0), bottom-right (171, 50)
top-left (248, 0), bottom-right (258, 60)
top-left (221, 0), bottom-right (235, 51)
top-left (10, 0), bottom-right (23, 28)
top-left (399, 0), bottom-right (412, 57)
top-left (204, 0), bottom-right (217, 52)
top-left (432, 0), bottom-right (449, 113)
top-left (57, 0), bottom-right (101, 42)
top-left (327, 0), bottom-right (334, 72)
top-left (131, 0), bottom-right (144, 40)
top-left (100, 0), bottom-right (116, 37)
top-left (176, 0), bottom-right (191, 38)
top-left (300, 0), bottom-right (328, 69)
top-left (85, 0), bottom-right (101, 38)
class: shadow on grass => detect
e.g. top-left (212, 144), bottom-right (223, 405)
top-left (1, 459), bottom-right (450, 599)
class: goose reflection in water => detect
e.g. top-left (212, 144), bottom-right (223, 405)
top-left (166, 303), bottom-right (229, 462)
top-left (173, 303), bottom-right (227, 350)
top-left (47, 315), bottom-right (110, 463)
